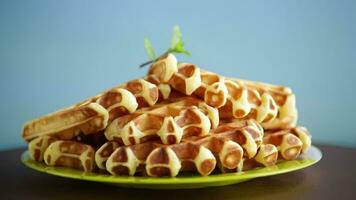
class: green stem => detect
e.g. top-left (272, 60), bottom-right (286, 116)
top-left (139, 60), bottom-right (154, 68)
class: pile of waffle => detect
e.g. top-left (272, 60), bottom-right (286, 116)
top-left (22, 54), bottom-right (311, 177)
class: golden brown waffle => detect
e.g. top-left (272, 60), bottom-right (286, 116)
top-left (290, 126), bottom-right (312, 153)
top-left (22, 103), bottom-right (109, 142)
top-left (264, 126), bottom-right (311, 160)
top-left (220, 126), bottom-right (309, 172)
top-left (43, 140), bottom-right (95, 172)
top-left (28, 135), bottom-right (58, 162)
top-left (251, 144), bottom-right (279, 167)
top-left (229, 77), bottom-right (297, 130)
top-left (145, 75), bottom-right (172, 101)
top-left (193, 71), bottom-right (228, 108)
top-left (94, 141), bottom-right (120, 170)
top-left (22, 79), bottom-right (159, 142)
top-left (104, 119), bottom-right (264, 177)
top-left (28, 133), bottom-right (106, 164)
top-left (147, 54), bottom-right (297, 130)
top-left (220, 143), bottom-right (278, 172)
top-left (105, 97), bottom-right (219, 145)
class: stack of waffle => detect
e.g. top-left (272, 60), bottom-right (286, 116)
top-left (22, 54), bottom-right (311, 177)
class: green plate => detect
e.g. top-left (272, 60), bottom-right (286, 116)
top-left (21, 145), bottom-right (322, 189)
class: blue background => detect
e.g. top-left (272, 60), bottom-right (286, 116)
top-left (0, 0), bottom-right (355, 150)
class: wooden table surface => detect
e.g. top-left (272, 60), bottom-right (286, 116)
top-left (0, 144), bottom-right (355, 200)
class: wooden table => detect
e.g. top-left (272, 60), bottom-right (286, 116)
top-left (0, 144), bottom-right (355, 200)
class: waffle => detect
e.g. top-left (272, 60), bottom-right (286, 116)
top-left (27, 122), bottom-right (309, 176)
top-left (220, 143), bottom-right (279, 172)
top-left (95, 141), bottom-right (120, 170)
top-left (22, 103), bottom-right (109, 142)
top-left (104, 97), bottom-right (219, 145)
top-left (104, 119), bottom-right (264, 177)
top-left (22, 79), bottom-right (159, 142)
top-left (147, 54), bottom-right (297, 130)
top-left (264, 126), bottom-right (311, 160)
top-left (145, 75), bottom-right (172, 100)
top-left (28, 132), bottom-right (106, 164)
top-left (230, 77), bottom-right (297, 130)
top-left (28, 135), bottom-right (58, 162)
top-left (23, 50), bottom-right (313, 178)
top-left (239, 143), bottom-right (279, 171)
top-left (221, 126), bottom-right (310, 172)
top-left (249, 143), bottom-right (279, 167)
top-left (43, 140), bottom-right (95, 172)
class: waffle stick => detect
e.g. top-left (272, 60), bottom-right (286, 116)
top-left (229, 77), bottom-right (297, 130)
top-left (28, 128), bottom-right (107, 161)
top-left (289, 126), bottom-right (311, 153)
top-left (219, 143), bottom-right (279, 173)
top-left (22, 103), bottom-right (109, 142)
top-left (214, 120), bottom-right (277, 172)
top-left (104, 97), bottom-right (219, 145)
top-left (95, 79), bottom-right (159, 122)
top-left (95, 141), bottom-right (120, 170)
top-left (239, 144), bottom-right (279, 171)
top-left (104, 119), bottom-right (264, 177)
top-left (41, 140), bottom-right (95, 172)
top-left (22, 78), bottom-right (160, 142)
top-left (147, 54), bottom-right (297, 130)
top-left (145, 74), bottom-right (173, 101)
top-left (263, 126), bottom-right (311, 160)
top-left (220, 126), bottom-right (308, 172)
top-left (29, 131), bottom-right (115, 172)
top-left (199, 72), bottom-right (296, 130)
top-left (28, 135), bottom-right (58, 162)
top-left (198, 72), bottom-right (297, 130)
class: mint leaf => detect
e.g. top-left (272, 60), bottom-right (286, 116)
top-left (170, 25), bottom-right (190, 56)
top-left (144, 38), bottom-right (156, 61)
top-left (170, 25), bottom-right (183, 49)
top-left (173, 41), bottom-right (191, 56)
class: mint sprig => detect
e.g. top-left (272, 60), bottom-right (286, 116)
top-left (140, 25), bottom-right (190, 68)
top-left (144, 38), bottom-right (156, 61)
top-left (169, 25), bottom-right (190, 56)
